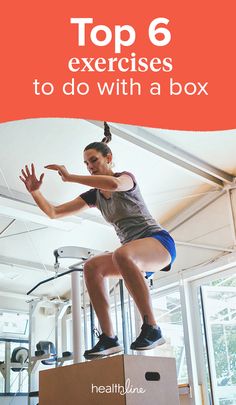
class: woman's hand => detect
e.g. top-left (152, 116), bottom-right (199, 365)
top-left (44, 164), bottom-right (70, 182)
top-left (19, 164), bottom-right (44, 193)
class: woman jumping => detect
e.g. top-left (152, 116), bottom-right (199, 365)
top-left (20, 122), bottom-right (176, 359)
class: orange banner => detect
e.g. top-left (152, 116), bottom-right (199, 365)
top-left (0, 0), bottom-right (235, 130)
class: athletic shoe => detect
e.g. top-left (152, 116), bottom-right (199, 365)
top-left (84, 332), bottom-right (123, 360)
top-left (130, 323), bottom-right (166, 350)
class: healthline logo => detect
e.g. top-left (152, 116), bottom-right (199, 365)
top-left (91, 378), bottom-right (146, 395)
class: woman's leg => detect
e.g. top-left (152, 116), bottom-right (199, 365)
top-left (84, 238), bottom-right (171, 334)
top-left (83, 252), bottom-right (121, 337)
top-left (112, 237), bottom-right (171, 326)
top-left (84, 238), bottom-right (171, 354)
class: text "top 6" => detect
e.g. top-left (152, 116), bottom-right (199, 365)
top-left (70, 18), bottom-right (171, 54)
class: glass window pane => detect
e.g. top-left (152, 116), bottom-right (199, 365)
top-left (109, 286), bottom-right (188, 385)
top-left (199, 274), bottom-right (236, 405)
top-left (148, 290), bottom-right (188, 384)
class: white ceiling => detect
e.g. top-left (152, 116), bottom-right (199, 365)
top-left (145, 127), bottom-right (236, 175)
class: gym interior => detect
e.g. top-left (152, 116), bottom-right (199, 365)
top-left (0, 119), bottom-right (235, 405)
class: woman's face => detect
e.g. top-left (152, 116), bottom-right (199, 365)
top-left (83, 149), bottom-right (112, 175)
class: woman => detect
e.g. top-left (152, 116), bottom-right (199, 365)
top-left (20, 122), bottom-right (176, 360)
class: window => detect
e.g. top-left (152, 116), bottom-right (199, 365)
top-left (148, 289), bottom-right (188, 384)
top-left (109, 283), bottom-right (188, 384)
top-left (0, 312), bottom-right (28, 338)
top-left (196, 273), bottom-right (236, 405)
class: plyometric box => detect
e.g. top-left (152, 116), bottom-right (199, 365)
top-left (39, 354), bottom-right (180, 405)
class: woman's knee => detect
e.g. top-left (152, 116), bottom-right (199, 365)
top-left (83, 258), bottom-right (101, 282)
top-left (112, 247), bottom-right (134, 271)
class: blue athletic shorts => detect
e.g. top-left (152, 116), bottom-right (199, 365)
top-left (145, 229), bottom-right (176, 278)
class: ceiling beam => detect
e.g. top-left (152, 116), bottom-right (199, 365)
top-left (0, 219), bottom-right (16, 236)
top-left (87, 120), bottom-right (235, 188)
top-left (0, 225), bottom-right (47, 240)
top-left (164, 189), bottom-right (226, 232)
top-left (175, 240), bottom-right (234, 253)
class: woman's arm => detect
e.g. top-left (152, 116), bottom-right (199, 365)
top-left (20, 164), bottom-right (89, 219)
top-left (31, 191), bottom-right (89, 219)
top-left (45, 164), bottom-right (133, 191)
top-left (67, 173), bottom-right (133, 191)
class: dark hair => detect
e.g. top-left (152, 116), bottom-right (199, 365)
top-left (84, 122), bottom-right (112, 156)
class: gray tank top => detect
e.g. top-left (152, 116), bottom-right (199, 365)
top-left (79, 171), bottom-right (162, 245)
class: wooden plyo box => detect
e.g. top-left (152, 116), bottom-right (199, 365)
top-left (39, 354), bottom-right (180, 405)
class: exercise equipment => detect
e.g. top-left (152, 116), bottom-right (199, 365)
top-left (33, 341), bottom-right (73, 366)
top-left (0, 345), bottom-right (29, 375)
top-left (35, 341), bottom-right (56, 365)
top-left (27, 297), bottom-right (71, 405)
top-left (11, 346), bottom-right (29, 371)
top-left (27, 246), bottom-right (100, 364)
top-left (39, 354), bottom-right (180, 405)
top-left (0, 342), bottom-right (29, 396)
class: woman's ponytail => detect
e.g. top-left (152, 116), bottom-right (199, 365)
top-left (102, 121), bottom-right (112, 144)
